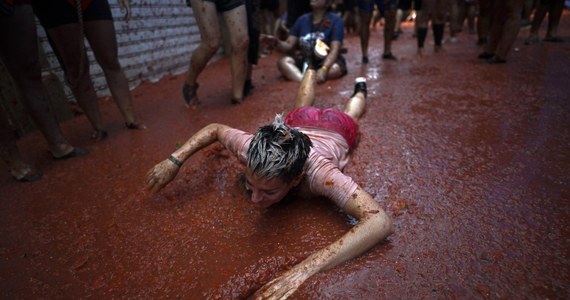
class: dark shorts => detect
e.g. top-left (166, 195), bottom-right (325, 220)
top-left (294, 53), bottom-right (348, 77)
top-left (356, 0), bottom-right (397, 13)
top-left (285, 106), bottom-right (360, 150)
top-left (260, 0), bottom-right (279, 11)
top-left (203, 0), bottom-right (244, 12)
top-left (32, 0), bottom-right (112, 29)
top-left (398, 0), bottom-right (413, 10)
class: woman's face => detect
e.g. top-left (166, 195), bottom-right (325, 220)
top-left (244, 169), bottom-right (302, 208)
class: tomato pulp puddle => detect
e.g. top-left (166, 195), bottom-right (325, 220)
top-left (1, 15), bottom-right (569, 298)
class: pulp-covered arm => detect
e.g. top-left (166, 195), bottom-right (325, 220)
top-left (260, 33), bottom-right (299, 54)
top-left (146, 123), bottom-right (232, 193)
top-left (254, 187), bottom-right (393, 299)
top-left (316, 40), bottom-right (341, 84)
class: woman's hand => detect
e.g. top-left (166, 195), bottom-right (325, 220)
top-left (146, 159), bottom-right (180, 193)
top-left (316, 67), bottom-right (327, 84)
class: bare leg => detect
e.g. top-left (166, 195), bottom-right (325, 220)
top-left (477, 0), bottom-right (493, 44)
top-left (0, 113), bottom-right (41, 181)
top-left (528, 5), bottom-right (548, 40)
top-left (325, 63), bottom-right (344, 81)
top-left (545, 0), bottom-right (565, 39)
top-left (294, 68), bottom-right (317, 108)
top-left (359, 10), bottom-right (372, 62)
top-left (186, 0), bottom-right (222, 87)
top-left (84, 20), bottom-right (143, 128)
top-left (223, 5), bottom-right (250, 102)
top-left (493, 0), bottom-right (523, 59)
top-left (0, 4), bottom-right (75, 157)
top-left (344, 78), bottom-right (367, 120)
top-left (47, 24), bottom-right (107, 140)
top-left (383, 7), bottom-right (397, 57)
top-left (416, 10), bottom-right (429, 55)
top-left (277, 56), bottom-right (303, 82)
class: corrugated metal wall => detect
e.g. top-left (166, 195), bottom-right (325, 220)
top-left (37, 0), bottom-right (202, 99)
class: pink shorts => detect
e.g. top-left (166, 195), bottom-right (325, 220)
top-left (284, 106), bottom-right (360, 149)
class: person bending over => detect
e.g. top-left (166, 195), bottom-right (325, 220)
top-left (147, 48), bottom-right (392, 298)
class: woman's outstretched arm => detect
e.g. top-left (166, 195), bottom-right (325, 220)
top-left (146, 123), bottom-right (232, 193)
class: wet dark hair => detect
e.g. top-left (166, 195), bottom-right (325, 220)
top-left (247, 114), bottom-right (313, 181)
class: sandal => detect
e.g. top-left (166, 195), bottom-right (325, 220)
top-left (53, 148), bottom-right (89, 160)
top-left (182, 82), bottom-right (200, 108)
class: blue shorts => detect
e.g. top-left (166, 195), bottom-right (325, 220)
top-left (356, 0), bottom-right (397, 13)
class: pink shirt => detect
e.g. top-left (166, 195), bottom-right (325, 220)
top-left (220, 127), bottom-right (359, 208)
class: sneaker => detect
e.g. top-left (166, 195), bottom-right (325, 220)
top-left (352, 77), bottom-right (367, 98)
top-left (382, 53), bottom-right (398, 60)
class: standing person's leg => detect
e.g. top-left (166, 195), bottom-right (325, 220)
top-left (357, 0), bottom-right (374, 63)
top-left (482, 0), bottom-right (504, 57)
top-left (0, 112), bottom-right (42, 182)
top-left (382, 2), bottom-right (398, 59)
top-left (431, 0), bottom-right (447, 52)
top-left (526, 1), bottom-right (548, 43)
top-left (223, 4), bottom-right (250, 104)
top-left (466, 2), bottom-right (476, 33)
top-left (84, 20), bottom-right (144, 129)
top-left (492, 0), bottom-right (523, 62)
top-left (0, 4), bottom-right (79, 158)
top-left (544, 0), bottom-right (565, 41)
top-left (521, 0), bottom-right (534, 28)
top-left (415, 3), bottom-right (430, 56)
top-left (244, 0), bottom-right (260, 97)
top-left (46, 24), bottom-right (107, 140)
top-left (477, 0), bottom-right (494, 45)
top-left (183, 0), bottom-right (222, 107)
top-left (449, 0), bottom-right (460, 39)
